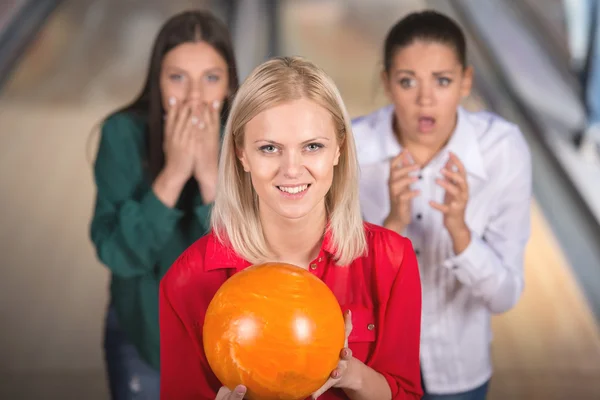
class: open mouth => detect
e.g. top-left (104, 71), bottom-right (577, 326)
top-left (276, 184), bottom-right (311, 195)
top-left (418, 116), bottom-right (436, 132)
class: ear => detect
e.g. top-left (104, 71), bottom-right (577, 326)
top-left (333, 144), bottom-right (341, 166)
top-left (236, 146), bottom-right (251, 172)
top-left (460, 65), bottom-right (474, 98)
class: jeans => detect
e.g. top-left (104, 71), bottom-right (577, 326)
top-left (103, 304), bottom-right (160, 400)
top-left (421, 374), bottom-right (490, 400)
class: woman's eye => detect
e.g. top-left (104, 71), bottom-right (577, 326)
top-left (259, 145), bottom-right (278, 153)
top-left (206, 74), bottom-right (220, 83)
top-left (398, 78), bottom-right (415, 88)
top-left (306, 143), bottom-right (324, 152)
top-left (169, 74), bottom-right (184, 82)
top-left (438, 77), bottom-right (452, 86)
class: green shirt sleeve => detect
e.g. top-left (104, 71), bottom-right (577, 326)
top-left (90, 113), bottom-right (184, 278)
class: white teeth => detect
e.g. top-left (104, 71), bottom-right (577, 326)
top-left (278, 184), bottom-right (308, 194)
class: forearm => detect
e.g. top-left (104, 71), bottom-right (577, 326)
top-left (449, 224), bottom-right (471, 255)
top-left (383, 217), bottom-right (406, 236)
top-left (153, 167), bottom-right (188, 208)
top-left (195, 166), bottom-right (218, 204)
top-left (197, 180), bottom-right (216, 204)
top-left (444, 229), bottom-right (525, 313)
top-left (342, 358), bottom-right (391, 400)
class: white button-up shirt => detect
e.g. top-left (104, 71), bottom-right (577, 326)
top-left (353, 105), bottom-right (532, 394)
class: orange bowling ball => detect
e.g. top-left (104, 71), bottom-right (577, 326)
top-left (203, 262), bottom-right (346, 400)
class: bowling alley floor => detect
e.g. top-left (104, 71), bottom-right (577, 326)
top-left (0, 0), bottom-right (600, 399)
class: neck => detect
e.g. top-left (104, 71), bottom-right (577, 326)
top-left (259, 202), bottom-right (327, 269)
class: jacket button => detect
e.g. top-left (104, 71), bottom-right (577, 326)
top-left (310, 263), bottom-right (317, 270)
top-left (367, 323), bottom-right (375, 331)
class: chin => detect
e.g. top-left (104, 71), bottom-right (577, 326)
top-left (274, 205), bottom-right (314, 220)
top-left (416, 131), bottom-right (442, 143)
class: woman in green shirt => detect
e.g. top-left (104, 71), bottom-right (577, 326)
top-left (89, 10), bottom-right (239, 399)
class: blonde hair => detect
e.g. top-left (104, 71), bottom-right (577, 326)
top-left (210, 56), bottom-right (366, 266)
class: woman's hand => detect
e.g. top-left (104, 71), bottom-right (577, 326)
top-left (384, 150), bottom-right (420, 235)
top-left (311, 310), bottom-right (354, 399)
top-left (153, 98), bottom-right (198, 207)
top-left (430, 152), bottom-right (472, 254)
top-left (193, 99), bottom-right (222, 204)
top-left (215, 385), bottom-right (247, 400)
top-left (163, 98), bottom-right (197, 183)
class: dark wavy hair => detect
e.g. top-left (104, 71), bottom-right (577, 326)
top-left (95, 10), bottom-right (239, 220)
top-left (120, 10), bottom-right (239, 179)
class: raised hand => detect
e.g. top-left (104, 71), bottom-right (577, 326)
top-left (384, 150), bottom-right (421, 234)
top-left (163, 97), bottom-right (197, 182)
top-left (430, 152), bottom-right (471, 253)
top-left (193, 99), bottom-right (222, 203)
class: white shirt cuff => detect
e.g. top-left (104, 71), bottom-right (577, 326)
top-left (442, 231), bottom-right (490, 286)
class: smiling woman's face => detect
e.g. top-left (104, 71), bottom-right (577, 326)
top-left (237, 98), bottom-right (341, 221)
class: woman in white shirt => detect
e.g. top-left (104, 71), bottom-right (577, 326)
top-left (353, 10), bottom-right (532, 400)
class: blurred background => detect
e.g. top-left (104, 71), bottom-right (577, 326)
top-left (1, 0), bottom-right (600, 398)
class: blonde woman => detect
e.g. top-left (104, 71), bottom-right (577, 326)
top-left (159, 56), bottom-right (423, 400)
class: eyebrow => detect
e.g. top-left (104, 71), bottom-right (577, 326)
top-left (254, 136), bottom-right (331, 144)
top-left (394, 69), bottom-right (455, 76)
top-left (164, 66), bottom-right (226, 74)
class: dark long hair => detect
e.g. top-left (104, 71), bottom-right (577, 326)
top-left (383, 10), bottom-right (467, 72)
top-left (114, 10), bottom-right (239, 214)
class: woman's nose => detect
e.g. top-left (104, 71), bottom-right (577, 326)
top-left (281, 150), bottom-right (304, 179)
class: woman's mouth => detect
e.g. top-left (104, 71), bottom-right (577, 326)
top-left (418, 116), bottom-right (436, 133)
top-left (276, 184), bottom-right (311, 198)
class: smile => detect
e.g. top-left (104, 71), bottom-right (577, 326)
top-left (276, 184), bottom-right (310, 194)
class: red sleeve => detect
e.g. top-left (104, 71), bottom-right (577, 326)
top-left (159, 253), bottom-right (220, 400)
top-left (371, 236), bottom-right (423, 399)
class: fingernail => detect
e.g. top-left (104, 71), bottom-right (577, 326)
top-left (168, 97), bottom-right (176, 106)
top-left (190, 116), bottom-right (199, 125)
top-left (198, 121), bottom-right (206, 129)
top-left (213, 100), bottom-right (220, 109)
top-left (235, 385), bottom-right (246, 394)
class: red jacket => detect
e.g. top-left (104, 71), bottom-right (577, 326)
top-left (159, 222), bottom-right (423, 399)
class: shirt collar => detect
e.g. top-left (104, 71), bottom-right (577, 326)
top-left (443, 106), bottom-right (488, 181)
top-left (357, 105), bottom-right (401, 165)
top-left (361, 105), bottom-right (487, 181)
top-left (203, 227), bottom-right (337, 271)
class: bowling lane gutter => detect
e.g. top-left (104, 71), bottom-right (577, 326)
top-left (429, 0), bottom-right (600, 324)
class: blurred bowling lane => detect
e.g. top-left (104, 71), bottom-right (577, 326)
top-left (1, 0), bottom-right (600, 399)
top-left (0, 0), bottom-right (219, 398)
top-left (278, 0), bottom-right (600, 398)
